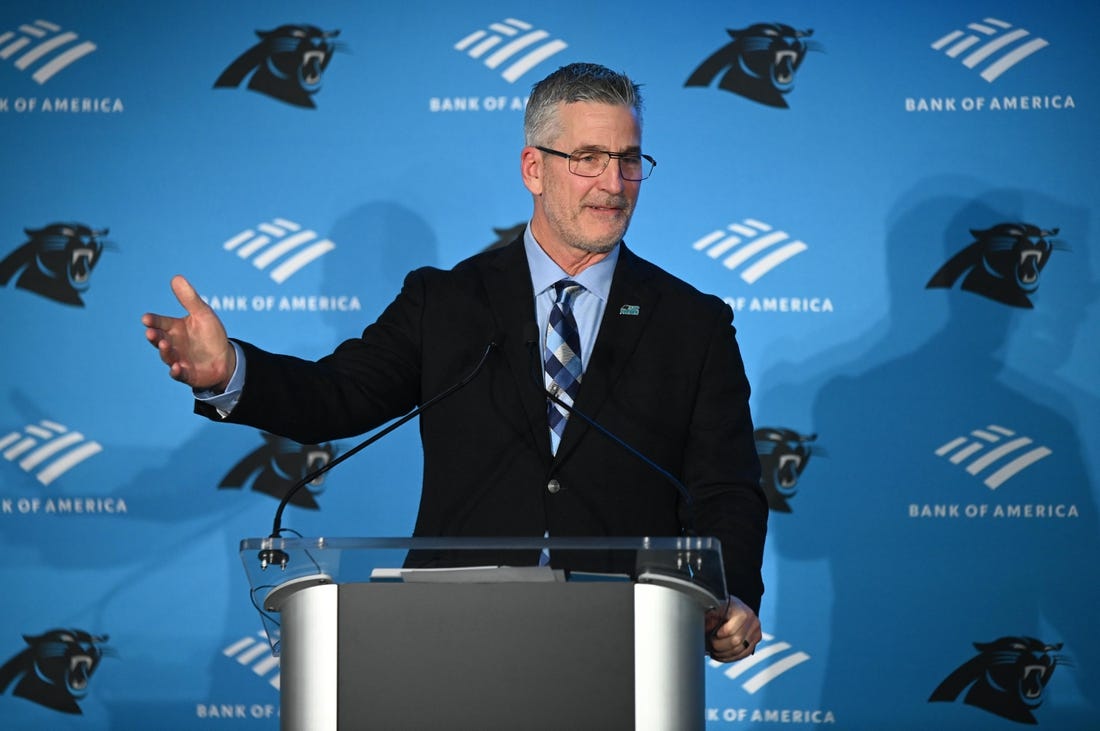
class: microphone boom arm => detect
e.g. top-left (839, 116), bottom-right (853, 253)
top-left (259, 340), bottom-right (498, 570)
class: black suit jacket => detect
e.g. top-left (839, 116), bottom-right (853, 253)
top-left (199, 238), bottom-right (767, 610)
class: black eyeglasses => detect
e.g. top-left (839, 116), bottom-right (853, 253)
top-left (535, 146), bottom-right (656, 181)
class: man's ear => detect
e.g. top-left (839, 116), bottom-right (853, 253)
top-left (520, 146), bottom-right (543, 195)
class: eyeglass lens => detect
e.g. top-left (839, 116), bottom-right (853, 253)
top-left (569, 151), bottom-right (652, 181)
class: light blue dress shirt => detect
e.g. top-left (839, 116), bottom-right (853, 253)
top-left (523, 224), bottom-right (618, 372)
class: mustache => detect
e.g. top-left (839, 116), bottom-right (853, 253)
top-left (585, 195), bottom-right (630, 209)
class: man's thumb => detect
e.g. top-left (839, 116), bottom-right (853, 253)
top-left (170, 275), bottom-right (205, 315)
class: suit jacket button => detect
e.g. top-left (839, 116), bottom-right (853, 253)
top-left (547, 479), bottom-right (561, 494)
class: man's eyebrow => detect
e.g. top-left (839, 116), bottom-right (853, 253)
top-left (573, 144), bottom-right (643, 154)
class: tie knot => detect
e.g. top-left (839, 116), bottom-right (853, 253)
top-left (553, 279), bottom-right (583, 307)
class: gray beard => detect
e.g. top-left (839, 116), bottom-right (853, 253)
top-left (568, 236), bottom-right (621, 254)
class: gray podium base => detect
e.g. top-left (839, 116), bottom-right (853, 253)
top-left (278, 581), bottom-right (704, 730)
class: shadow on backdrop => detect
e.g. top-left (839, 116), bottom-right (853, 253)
top-left (754, 177), bottom-right (1098, 729)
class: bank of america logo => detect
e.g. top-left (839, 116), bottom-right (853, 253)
top-left (0, 420), bottom-right (102, 485)
top-left (454, 18), bottom-right (567, 83)
top-left (710, 632), bottom-right (810, 693)
top-left (223, 633), bottom-right (281, 690)
top-left (691, 219), bottom-right (807, 284)
top-left (931, 18), bottom-right (1048, 82)
top-left (0, 20), bottom-right (97, 84)
top-left (934, 424), bottom-right (1052, 490)
top-left (222, 218), bottom-right (335, 284)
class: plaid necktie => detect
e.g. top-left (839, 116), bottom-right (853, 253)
top-left (544, 279), bottom-right (584, 455)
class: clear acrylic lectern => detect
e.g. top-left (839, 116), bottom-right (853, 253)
top-left (240, 535), bottom-right (727, 731)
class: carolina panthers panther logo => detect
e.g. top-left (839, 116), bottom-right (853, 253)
top-left (926, 223), bottom-right (1062, 308)
top-left (219, 432), bottom-right (336, 508)
top-left (755, 427), bottom-right (820, 512)
top-left (214, 24), bottom-right (342, 108)
top-left (0, 224), bottom-right (110, 306)
top-left (685, 23), bottom-right (821, 108)
top-left (930, 636), bottom-right (1068, 724)
top-left (0, 629), bottom-right (112, 715)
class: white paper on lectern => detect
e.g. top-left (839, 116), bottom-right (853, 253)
top-left (368, 565), bottom-right (565, 582)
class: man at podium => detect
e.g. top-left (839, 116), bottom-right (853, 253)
top-left (142, 62), bottom-right (768, 664)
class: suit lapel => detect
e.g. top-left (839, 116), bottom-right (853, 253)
top-left (480, 238), bottom-right (554, 459)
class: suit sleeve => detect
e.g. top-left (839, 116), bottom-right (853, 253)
top-left (194, 270), bottom-right (428, 444)
top-left (682, 303), bottom-right (768, 613)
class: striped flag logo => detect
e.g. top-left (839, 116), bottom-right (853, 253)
top-left (0, 420), bottom-right (102, 486)
top-left (454, 18), bottom-right (567, 83)
top-left (691, 219), bottom-right (807, 284)
top-left (0, 19), bottom-right (97, 84)
top-left (710, 632), bottom-right (811, 693)
top-left (222, 218), bottom-right (335, 284)
top-left (931, 18), bottom-right (1049, 82)
top-left (223, 633), bottom-right (281, 690)
top-left (934, 424), bottom-right (1052, 490)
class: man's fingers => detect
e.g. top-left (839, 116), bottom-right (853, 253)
top-left (170, 274), bottom-right (207, 316)
top-left (706, 596), bottom-right (761, 663)
top-left (168, 363), bottom-right (187, 382)
top-left (142, 312), bottom-right (173, 334)
top-left (155, 335), bottom-right (179, 367)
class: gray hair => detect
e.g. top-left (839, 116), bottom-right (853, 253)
top-left (524, 63), bottom-right (644, 147)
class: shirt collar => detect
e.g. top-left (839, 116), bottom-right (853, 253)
top-left (523, 224), bottom-right (618, 302)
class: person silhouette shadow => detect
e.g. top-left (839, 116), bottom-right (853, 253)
top-left (754, 178), bottom-right (1099, 729)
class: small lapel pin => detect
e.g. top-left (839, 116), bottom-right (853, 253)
top-left (619, 304), bottom-right (640, 316)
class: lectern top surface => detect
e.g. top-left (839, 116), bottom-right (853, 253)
top-left (239, 535), bottom-right (727, 654)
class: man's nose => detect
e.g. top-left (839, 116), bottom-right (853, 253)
top-left (598, 158), bottom-right (627, 191)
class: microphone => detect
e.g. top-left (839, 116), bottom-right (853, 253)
top-left (522, 323), bottom-right (696, 535)
top-left (258, 338), bottom-right (501, 570)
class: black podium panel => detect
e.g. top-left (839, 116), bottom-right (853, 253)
top-left (338, 582), bottom-right (635, 730)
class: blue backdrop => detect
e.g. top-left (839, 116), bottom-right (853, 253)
top-left (1, 2), bottom-right (1097, 728)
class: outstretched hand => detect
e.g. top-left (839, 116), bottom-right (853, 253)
top-left (142, 275), bottom-right (235, 391)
